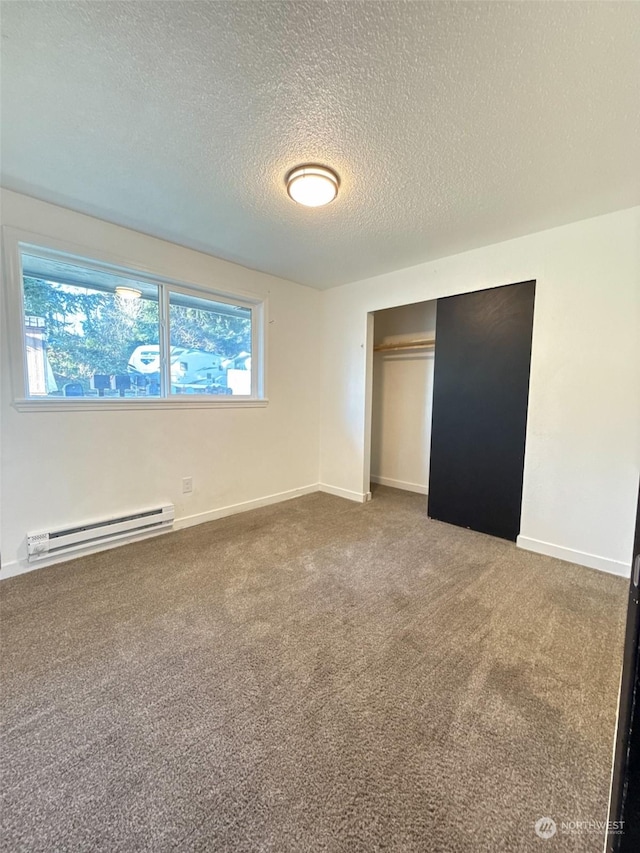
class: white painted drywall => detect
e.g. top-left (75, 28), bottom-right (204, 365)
top-left (2, 194), bottom-right (639, 579)
top-left (371, 302), bottom-right (437, 494)
top-left (320, 207), bottom-right (640, 576)
top-left (0, 190), bottom-right (321, 574)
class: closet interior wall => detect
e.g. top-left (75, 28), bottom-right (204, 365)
top-left (371, 301), bottom-right (437, 496)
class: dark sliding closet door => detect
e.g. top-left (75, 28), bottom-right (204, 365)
top-left (428, 281), bottom-right (536, 542)
top-left (607, 487), bottom-right (640, 852)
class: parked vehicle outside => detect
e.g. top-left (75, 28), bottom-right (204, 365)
top-left (128, 345), bottom-right (229, 392)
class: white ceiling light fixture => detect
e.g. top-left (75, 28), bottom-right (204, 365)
top-left (286, 164), bottom-right (340, 207)
top-left (115, 286), bottom-right (142, 299)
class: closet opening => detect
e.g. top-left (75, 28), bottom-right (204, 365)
top-left (370, 299), bottom-right (437, 499)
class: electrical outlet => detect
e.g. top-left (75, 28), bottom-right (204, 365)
top-left (182, 477), bottom-right (193, 494)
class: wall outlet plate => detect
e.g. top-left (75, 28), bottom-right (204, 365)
top-left (182, 477), bottom-right (193, 494)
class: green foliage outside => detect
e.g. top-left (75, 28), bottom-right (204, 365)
top-left (23, 277), bottom-right (251, 389)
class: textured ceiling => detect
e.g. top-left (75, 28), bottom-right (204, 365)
top-left (1, 1), bottom-right (639, 289)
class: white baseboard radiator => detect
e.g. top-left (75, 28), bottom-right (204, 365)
top-left (27, 504), bottom-right (175, 563)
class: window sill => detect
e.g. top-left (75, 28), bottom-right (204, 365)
top-left (12, 397), bottom-right (269, 412)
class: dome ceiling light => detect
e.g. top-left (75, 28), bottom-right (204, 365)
top-left (286, 164), bottom-right (340, 207)
top-left (115, 286), bottom-right (142, 299)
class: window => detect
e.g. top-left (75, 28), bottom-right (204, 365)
top-left (5, 235), bottom-right (265, 408)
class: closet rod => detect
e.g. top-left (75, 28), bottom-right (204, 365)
top-left (374, 339), bottom-right (435, 353)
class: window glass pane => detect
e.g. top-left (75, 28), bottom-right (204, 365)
top-left (168, 292), bottom-right (252, 396)
top-left (21, 253), bottom-right (161, 398)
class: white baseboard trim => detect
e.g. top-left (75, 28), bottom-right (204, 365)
top-left (1, 483), bottom-right (320, 581)
top-left (5, 489), bottom-right (629, 583)
top-left (173, 484), bottom-right (319, 530)
top-left (370, 476), bottom-right (428, 496)
top-left (318, 483), bottom-right (370, 503)
top-left (517, 535), bottom-right (631, 578)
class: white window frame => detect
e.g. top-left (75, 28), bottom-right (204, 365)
top-left (2, 227), bottom-right (267, 411)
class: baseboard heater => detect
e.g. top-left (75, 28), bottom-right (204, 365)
top-left (27, 504), bottom-right (175, 563)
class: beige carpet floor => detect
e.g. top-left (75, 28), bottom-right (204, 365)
top-left (0, 486), bottom-right (628, 852)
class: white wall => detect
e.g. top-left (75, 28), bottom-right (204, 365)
top-left (3, 195), bottom-right (639, 579)
top-left (0, 190), bottom-right (321, 575)
top-left (320, 207), bottom-right (640, 576)
top-left (371, 301), bottom-right (436, 494)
